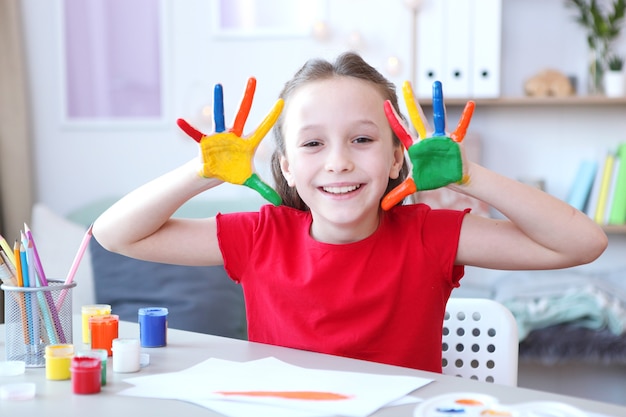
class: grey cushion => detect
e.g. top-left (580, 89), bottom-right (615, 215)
top-left (89, 238), bottom-right (246, 339)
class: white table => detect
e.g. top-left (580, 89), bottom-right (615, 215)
top-left (2, 319), bottom-right (626, 417)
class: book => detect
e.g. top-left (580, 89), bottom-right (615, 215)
top-left (608, 142), bottom-right (626, 224)
top-left (585, 148), bottom-right (608, 219)
top-left (566, 159), bottom-right (598, 212)
top-left (603, 156), bottom-right (620, 224)
top-left (593, 151), bottom-right (616, 224)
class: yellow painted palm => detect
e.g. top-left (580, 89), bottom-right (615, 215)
top-left (177, 77), bottom-right (284, 206)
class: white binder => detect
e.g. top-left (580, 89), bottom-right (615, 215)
top-left (442, 0), bottom-right (473, 98)
top-left (470, 0), bottom-right (502, 98)
top-left (415, 0), bottom-right (445, 98)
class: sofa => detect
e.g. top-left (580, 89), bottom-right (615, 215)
top-left (30, 195), bottom-right (266, 340)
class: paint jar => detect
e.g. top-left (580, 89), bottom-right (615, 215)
top-left (81, 304), bottom-right (111, 345)
top-left (138, 307), bottom-right (168, 347)
top-left (112, 338), bottom-right (140, 373)
top-left (76, 348), bottom-right (108, 386)
top-left (70, 356), bottom-right (101, 394)
top-left (45, 344), bottom-right (74, 380)
top-left (89, 314), bottom-right (119, 356)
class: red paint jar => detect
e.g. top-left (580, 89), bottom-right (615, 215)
top-left (89, 314), bottom-right (119, 356)
top-left (71, 356), bottom-right (101, 394)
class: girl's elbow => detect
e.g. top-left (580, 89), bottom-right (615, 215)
top-left (576, 229), bottom-right (608, 265)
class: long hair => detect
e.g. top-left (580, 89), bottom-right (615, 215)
top-left (270, 52), bottom-right (410, 210)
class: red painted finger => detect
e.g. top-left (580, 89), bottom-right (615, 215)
top-left (176, 118), bottom-right (204, 143)
top-left (384, 100), bottom-right (413, 150)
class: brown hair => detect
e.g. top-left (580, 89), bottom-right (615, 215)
top-left (270, 52), bottom-right (410, 210)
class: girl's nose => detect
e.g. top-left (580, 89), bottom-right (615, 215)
top-left (324, 145), bottom-right (354, 173)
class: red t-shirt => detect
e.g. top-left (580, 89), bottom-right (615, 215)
top-left (216, 204), bottom-right (468, 372)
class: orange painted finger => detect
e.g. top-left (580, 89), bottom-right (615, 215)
top-left (451, 101), bottom-right (475, 143)
top-left (402, 81), bottom-right (427, 139)
top-left (231, 77), bottom-right (256, 136)
top-left (381, 177), bottom-right (417, 211)
top-left (384, 100), bottom-right (413, 150)
top-left (215, 391), bottom-right (351, 401)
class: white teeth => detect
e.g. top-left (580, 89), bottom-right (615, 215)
top-left (323, 185), bottom-right (360, 194)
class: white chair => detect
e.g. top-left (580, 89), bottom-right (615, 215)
top-left (442, 297), bottom-right (519, 386)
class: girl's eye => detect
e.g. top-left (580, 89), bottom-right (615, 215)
top-left (353, 136), bottom-right (373, 144)
top-left (302, 140), bottom-right (322, 147)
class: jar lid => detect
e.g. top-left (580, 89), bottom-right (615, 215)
top-left (45, 344), bottom-right (74, 357)
top-left (0, 361), bottom-right (25, 376)
top-left (76, 349), bottom-right (108, 361)
top-left (89, 314), bottom-right (119, 324)
top-left (112, 338), bottom-right (140, 351)
top-left (71, 356), bottom-right (101, 370)
top-left (0, 383), bottom-right (36, 400)
top-left (81, 304), bottom-right (111, 313)
top-left (138, 307), bottom-right (168, 316)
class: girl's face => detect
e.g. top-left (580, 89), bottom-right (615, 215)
top-left (280, 76), bottom-right (404, 244)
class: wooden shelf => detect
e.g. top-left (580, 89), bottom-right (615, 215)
top-left (602, 225), bottom-right (626, 234)
top-left (422, 96), bottom-right (626, 107)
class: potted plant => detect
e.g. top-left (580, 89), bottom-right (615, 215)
top-left (605, 54), bottom-right (625, 96)
top-left (565, 0), bottom-right (626, 94)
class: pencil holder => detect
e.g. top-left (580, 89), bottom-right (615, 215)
top-left (2, 280), bottom-right (75, 367)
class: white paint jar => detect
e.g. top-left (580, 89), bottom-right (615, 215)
top-left (111, 338), bottom-right (140, 373)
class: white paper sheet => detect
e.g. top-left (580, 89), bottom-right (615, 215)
top-left (119, 357), bottom-right (431, 417)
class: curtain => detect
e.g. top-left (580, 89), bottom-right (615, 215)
top-left (0, 0), bottom-right (34, 237)
top-left (0, 0), bottom-right (35, 322)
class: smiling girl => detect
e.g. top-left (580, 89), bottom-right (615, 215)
top-left (93, 52), bottom-right (607, 372)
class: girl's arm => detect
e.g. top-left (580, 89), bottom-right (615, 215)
top-left (92, 158), bottom-right (225, 266)
top-left (452, 162), bottom-right (608, 270)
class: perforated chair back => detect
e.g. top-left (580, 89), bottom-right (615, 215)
top-left (442, 297), bottom-right (519, 386)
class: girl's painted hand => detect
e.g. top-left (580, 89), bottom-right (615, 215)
top-left (177, 77), bottom-right (284, 206)
top-left (381, 81), bottom-right (474, 211)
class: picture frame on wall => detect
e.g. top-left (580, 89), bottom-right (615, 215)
top-left (60, 0), bottom-right (169, 128)
top-left (211, 0), bottom-right (328, 39)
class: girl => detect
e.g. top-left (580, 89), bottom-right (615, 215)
top-left (93, 52), bottom-right (607, 372)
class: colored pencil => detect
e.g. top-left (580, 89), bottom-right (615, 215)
top-left (13, 240), bottom-right (23, 287)
top-left (0, 254), bottom-right (17, 286)
top-left (6, 242), bottom-right (30, 344)
top-left (22, 224), bottom-right (65, 343)
top-left (0, 247), bottom-right (17, 280)
top-left (25, 238), bottom-right (41, 348)
top-left (19, 239), bottom-right (35, 345)
top-left (56, 224), bottom-right (93, 311)
top-left (31, 266), bottom-right (55, 345)
top-left (23, 223), bottom-right (48, 288)
top-left (0, 233), bottom-right (16, 266)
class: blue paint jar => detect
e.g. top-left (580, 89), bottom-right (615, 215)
top-left (138, 307), bottom-right (168, 348)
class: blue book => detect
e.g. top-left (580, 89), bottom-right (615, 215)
top-left (566, 159), bottom-right (599, 212)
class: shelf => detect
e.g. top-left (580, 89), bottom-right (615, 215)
top-left (601, 225), bottom-right (626, 234)
top-left (422, 96), bottom-right (626, 107)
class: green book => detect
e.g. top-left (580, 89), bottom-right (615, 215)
top-left (608, 142), bottom-right (626, 224)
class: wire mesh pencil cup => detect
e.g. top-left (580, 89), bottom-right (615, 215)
top-left (2, 280), bottom-right (75, 367)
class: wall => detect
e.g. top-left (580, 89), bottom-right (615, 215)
top-left (18, 0), bottom-right (626, 281)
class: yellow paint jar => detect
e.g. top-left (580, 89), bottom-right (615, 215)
top-left (45, 344), bottom-right (74, 380)
top-left (81, 304), bottom-right (111, 345)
